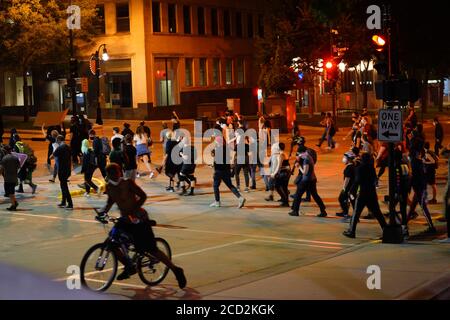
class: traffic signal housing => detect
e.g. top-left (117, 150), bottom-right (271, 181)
top-left (324, 59), bottom-right (339, 81)
top-left (371, 34), bottom-right (388, 78)
top-left (69, 58), bottom-right (79, 79)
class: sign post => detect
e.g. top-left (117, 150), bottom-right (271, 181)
top-left (378, 109), bottom-right (403, 243)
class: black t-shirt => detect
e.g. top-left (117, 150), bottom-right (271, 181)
top-left (53, 144), bottom-right (72, 178)
top-left (343, 163), bottom-right (355, 192)
top-left (354, 162), bottom-right (377, 194)
top-left (123, 144), bottom-right (137, 170)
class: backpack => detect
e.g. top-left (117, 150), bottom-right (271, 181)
top-left (101, 137), bottom-right (111, 155)
top-left (306, 148), bottom-right (318, 164)
top-left (428, 150), bottom-right (439, 169)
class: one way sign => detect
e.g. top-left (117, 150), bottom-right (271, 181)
top-left (377, 109), bottom-right (403, 142)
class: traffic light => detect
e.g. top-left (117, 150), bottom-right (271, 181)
top-left (324, 59), bottom-right (339, 81)
top-left (372, 34), bottom-right (388, 77)
top-left (69, 58), bottom-right (78, 79)
top-left (372, 35), bottom-right (386, 51)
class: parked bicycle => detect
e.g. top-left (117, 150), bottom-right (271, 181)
top-left (80, 210), bottom-right (171, 292)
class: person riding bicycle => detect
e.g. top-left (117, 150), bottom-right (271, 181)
top-left (95, 163), bottom-right (187, 288)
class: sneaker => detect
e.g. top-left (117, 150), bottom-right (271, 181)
top-left (209, 201), bottom-right (221, 208)
top-left (31, 184), bottom-right (37, 195)
top-left (343, 230), bottom-right (356, 238)
top-left (16, 188), bottom-right (24, 194)
top-left (173, 267), bottom-right (187, 289)
top-left (244, 188), bottom-right (250, 193)
top-left (279, 202), bottom-right (290, 207)
top-left (6, 202), bottom-right (18, 211)
top-left (336, 212), bottom-right (348, 217)
top-left (136, 172), bottom-right (141, 178)
top-left (402, 226), bottom-right (409, 240)
top-left (149, 171), bottom-right (155, 179)
top-left (83, 192), bottom-right (90, 198)
top-left (317, 212), bottom-right (327, 218)
top-left (423, 226), bottom-right (437, 234)
top-left (265, 195), bottom-right (274, 202)
top-left (167, 187), bottom-right (175, 193)
top-left (437, 238), bottom-right (450, 244)
top-left (288, 211), bottom-right (299, 217)
top-left (238, 197), bottom-right (246, 209)
top-left (57, 203), bottom-right (66, 208)
top-left (116, 266), bottom-right (137, 281)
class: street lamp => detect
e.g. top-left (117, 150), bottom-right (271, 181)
top-left (91, 44), bottom-right (109, 125)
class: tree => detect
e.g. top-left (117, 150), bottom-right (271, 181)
top-left (0, 0), bottom-right (98, 122)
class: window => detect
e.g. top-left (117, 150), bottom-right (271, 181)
top-left (185, 58), bottom-right (193, 87)
top-left (116, 2), bottom-right (130, 33)
top-left (247, 13), bottom-right (253, 38)
top-left (257, 14), bottom-right (264, 38)
top-left (235, 12), bottom-right (242, 38)
top-left (212, 58), bottom-right (220, 85)
top-left (152, 2), bottom-right (161, 32)
top-left (211, 8), bottom-right (218, 36)
top-left (154, 58), bottom-right (179, 106)
top-left (94, 5), bottom-right (105, 34)
top-left (237, 58), bottom-right (244, 84)
top-left (223, 10), bottom-right (231, 36)
top-left (183, 5), bottom-right (191, 34)
top-left (168, 4), bottom-right (177, 33)
top-left (197, 7), bottom-right (205, 35)
top-left (225, 59), bottom-right (233, 85)
top-left (199, 58), bottom-right (207, 86)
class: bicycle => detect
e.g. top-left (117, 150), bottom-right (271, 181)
top-left (80, 210), bottom-right (171, 292)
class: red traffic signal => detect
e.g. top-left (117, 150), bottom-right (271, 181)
top-left (372, 35), bottom-right (386, 52)
top-left (325, 61), bottom-right (334, 69)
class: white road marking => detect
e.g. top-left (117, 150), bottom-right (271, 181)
top-left (1, 211), bottom-right (355, 247)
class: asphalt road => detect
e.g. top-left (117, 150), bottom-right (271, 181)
top-left (0, 121), bottom-right (448, 300)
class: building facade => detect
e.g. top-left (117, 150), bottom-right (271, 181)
top-left (0, 0), bottom-right (263, 119)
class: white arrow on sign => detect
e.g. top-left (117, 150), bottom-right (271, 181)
top-left (377, 109), bottom-right (403, 142)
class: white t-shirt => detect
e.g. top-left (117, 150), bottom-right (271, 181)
top-left (111, 134), bottom-right (124, 143)
top-left (133, 134), bottom-right (148, 146)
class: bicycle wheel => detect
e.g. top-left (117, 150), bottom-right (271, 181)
top-left (80, 243), bottom-right (118, 292)
top-left (137, 237), bottom-right (171, 286)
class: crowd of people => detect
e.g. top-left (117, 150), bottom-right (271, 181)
top-left (0, 107), bottom-right (449, 246)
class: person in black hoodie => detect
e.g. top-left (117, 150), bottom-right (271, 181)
top-left (51, 135), bottom-right (73, 210)
top-left (343, 152), bottom-right (387, 238)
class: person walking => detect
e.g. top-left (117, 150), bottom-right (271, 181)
top-left (179, 138), bottom-right (197, 196)
top-left (423, 141), bottom-right (439, 204)
top-left (343, 153), bottom-right (387, 238)
top-left (336, 151), bottom-right (357, 218)
top-left (134, 126), bottom-right (155, 179)
top-left (439, 144), bottom-right (450, 243)
top-left (90, 130), bottom-right (107, 179)
top-left (0, 145), bottom-right (20, 211)
top-left (268, 143), bottom-right (291, 207)
top-left (81, 139), bottom-right (99, 197)
top-left (234, 130), bottom-right (250, 193)
top-left (109, 137), bottom-right (127, 172)
top-left (210, 140), bottom-right (246, 208)
top-left (111, 127), bottom-right (124, 144)
top-left (14, 138), bottom-right (37, 195)
top-left (433, 117), bottom-right (444, 156)
top-left (52, 135), bottom-right (73, 210)
top-left (164, 131), bottom-right (181, 192)
top-left (121, 123), bottom-right (134, 137)
top-left (123, 134), bottom-right (138, 181)
top-left (288, 145), bottom-right (327, 217)
top-left (393, 145), bottom-right (411, 239)
top-left (407, 150), bottom-right (436, 234)
top-left (68, 116), bottom-right (82, 166)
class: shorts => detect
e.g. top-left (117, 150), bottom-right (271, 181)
top-left (136, 144), bottom-right (151, 157)
top-left (180, 164), bottom-right (195, 176)
top-left (4, 182), bottom-right (16, 197)
top-left (115, 218), bottom-right (157, 253)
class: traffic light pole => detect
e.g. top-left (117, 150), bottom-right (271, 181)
top-left (95, 51), bottom-right (103, 125)
top-left (69, 29), bottom-right (77, 117)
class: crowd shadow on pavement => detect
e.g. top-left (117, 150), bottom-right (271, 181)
top-left (122, 285), bottom-right (202, 300)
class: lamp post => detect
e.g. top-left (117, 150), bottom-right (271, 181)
top-left (92, 43), bottom-right (109, 125)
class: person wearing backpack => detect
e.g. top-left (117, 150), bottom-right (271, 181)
top-left (90, 130), bottom-right (107, 179)
top-left (423, 141), bottom-right (438, 204)
top-left (81, 139), bottom-right (99, 197)
top-left (326, 113), bottom-right (336, 150)
top-left (14, 138), bottom-right (37, 195)
top-left (109, 137), bottom-right (127, 172)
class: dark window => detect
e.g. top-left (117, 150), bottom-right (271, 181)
top-left (116, 2), bottom-right (130, 33)
top-left (257, 14), bottom-right (264, 38)
top-left (237, 58), bottom-right (244, 84)
top-left (223, 10), bottom-right (231, 36)
top-left (211, 8), bottom-right (218, 36)
top-left (247, 13), bottom-right (253, 38)
top-left (199, 58), bottom-right (207, 86)
top-left (197, 7), bottom-right (205, 35)
top-left (185, 58), bottom-right (193, 87)
top-left (168, 4), bottom-right (176, 33)
top-left (212, 58), bottom-right (220, 85)
top-left (94, 4), bottom-right (105, 34)
top-left (235, 12), bottom-right (242, 38)
top-left (226, 59), bottom-right (233, 85)
top-left (152, 2), bottom-right (161, 32)
top-left (183, 5), bottom-right (191, 34)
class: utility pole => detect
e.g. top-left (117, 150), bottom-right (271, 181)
top-left (68, 0), bottom-right (78, 116)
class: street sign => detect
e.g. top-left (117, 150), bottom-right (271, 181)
top-left (377, 109), bottom-right (403, 142)
top-left (81, 77), bottom-right (88, 93)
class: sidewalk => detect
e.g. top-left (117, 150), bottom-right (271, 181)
top-left (204, 241), bottom-right (450, 300)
